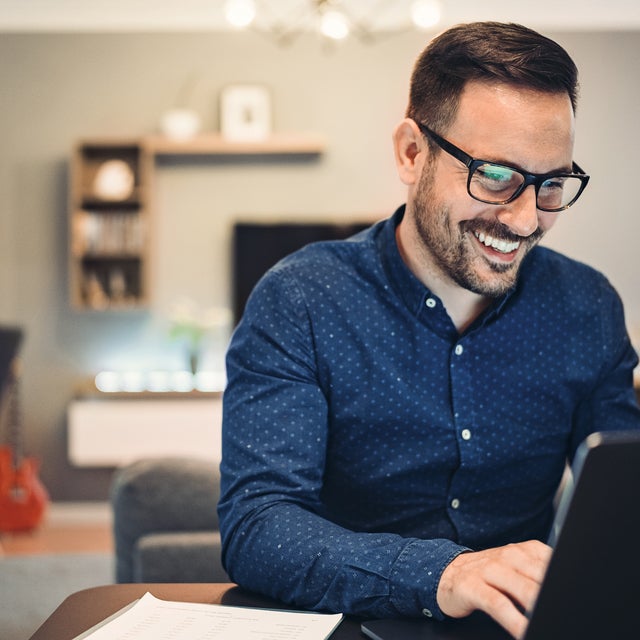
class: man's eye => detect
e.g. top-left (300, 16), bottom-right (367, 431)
top-left (474, 164), bottom-right (520, 192)
top-left (540, 177), bottom-right (566, 191)
top-left (479, 166), bottom-right (514, 182)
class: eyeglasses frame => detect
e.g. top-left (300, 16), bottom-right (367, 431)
top-left (415, 121), bottom-right (590, 213)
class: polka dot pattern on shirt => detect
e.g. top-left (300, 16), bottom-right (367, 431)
top-left (218, 206), bottom-right (640, 619)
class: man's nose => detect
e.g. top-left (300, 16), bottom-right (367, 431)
top-left (496, 185), bottom-right (539, 238)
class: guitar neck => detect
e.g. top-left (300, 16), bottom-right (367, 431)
top-left (2, 362), bottom-right (23, 466)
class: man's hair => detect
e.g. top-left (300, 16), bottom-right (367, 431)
top-left (407, 22), bottom-right (579, 134)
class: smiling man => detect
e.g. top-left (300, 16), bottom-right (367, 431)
top-left (394, 78), bottom-right (580, 330)
top-left (218, 22), bottom-right (640, 640)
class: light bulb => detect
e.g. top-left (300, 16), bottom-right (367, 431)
top-left (224, 0), bottom-right (256, 29)
top-left (171, 370), bottom-right (195, 392)
top-left (95, 371), bottom-right (120, 393)
top-left (410, 0), bottom-right (442, 29)
top-left (147, 370), bottom-right (171, 392)
top-left (121, 371), bottom-right (145, 393)
top-left (320, 10), bottom-right (350, 40)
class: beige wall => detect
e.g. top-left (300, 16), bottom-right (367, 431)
top-left (1, 30), bottom-right (639, 499)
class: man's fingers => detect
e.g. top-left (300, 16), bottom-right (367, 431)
top-left (483, 542), bottom-right (551, 611)
top-left (473, 583), bottom-right (529, 640)
top-left (436, 540), bottom-right (553, 639)
top-left (483, 565), bottom-right (537, 612)
top-left (512, 540), bottom-right (552, 583)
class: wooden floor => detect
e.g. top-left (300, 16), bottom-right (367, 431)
top-left (0, 502), bottom-right (113, 557)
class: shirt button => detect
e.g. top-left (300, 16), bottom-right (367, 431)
top-left (461, 429), bottom-right (471, 440)
top-left (422, 608), bottom-right (433, 618)
top-left (451, 498), bottom-right (460, 509)
top-left (425, 298), bottom-right (436, 308)
top-left (454, 345), bottom-right (464, 356)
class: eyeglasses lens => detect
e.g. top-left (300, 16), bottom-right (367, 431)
top-left (536, 176), bottom-right (583, 211)
top-left (470, 163), bottom-right (583, 211)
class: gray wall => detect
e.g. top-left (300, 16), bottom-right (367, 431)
top-left (1, 30), bottom-right (639, 500)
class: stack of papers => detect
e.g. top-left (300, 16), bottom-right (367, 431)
top-left (75, 592), bottom-right (343, 640)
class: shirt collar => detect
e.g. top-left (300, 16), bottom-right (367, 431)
top-left (377, 204), bottom-right (523, 331)
top-left (377, 205), bottom-right (430, 317)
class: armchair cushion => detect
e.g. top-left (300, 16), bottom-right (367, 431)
top-left (134, 531), bottom-right (227, 582)
top-left (111, 457), bottom-right (227, 583)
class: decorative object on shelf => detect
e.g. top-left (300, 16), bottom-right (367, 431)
top-left (108, 268), bottom-right (132, 306)
top-left (220, 85), bottom-right (271, 142)
top-left (223, 0), bottom-right (442, 46)
top-left (92, 158), bottom-right (135, 201)
top-left (81, 265), bottom-right (140, 310)
top-left (160, 73), bottom-right (203, 140)
top-left (83, 272), bottom-right (110, 310)
top-left (169, 299), bottom-right (232, 375)
top-left (160, 108), bottom-right (202, 140)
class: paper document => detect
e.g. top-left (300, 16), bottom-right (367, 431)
top-left (75, 592), bottom-right (343, 640)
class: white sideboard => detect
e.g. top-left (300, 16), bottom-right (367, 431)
top-left (67, 394), bottom-right (222, 467)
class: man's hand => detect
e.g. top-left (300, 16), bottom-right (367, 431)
top-left (436, 540), bottom-right (552, 639)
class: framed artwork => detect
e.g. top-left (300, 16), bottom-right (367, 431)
top-left (220, 85), bottom-right (272, 141)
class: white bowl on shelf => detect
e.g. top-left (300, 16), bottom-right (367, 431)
top-left (160, 108), bottom-right (202, 140)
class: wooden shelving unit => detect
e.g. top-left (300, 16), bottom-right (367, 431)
top-left (69, 139), bottom-right (153, 310)
top-left (68, 133), bottom-right (325, 310)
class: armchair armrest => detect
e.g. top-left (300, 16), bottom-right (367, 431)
top-left (111, 457), bottom-right (222, 583)
top-left (134, 531), bottom-right (227, 582)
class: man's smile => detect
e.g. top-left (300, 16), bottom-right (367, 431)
top-left (473, 230), bottom-right (521, 255)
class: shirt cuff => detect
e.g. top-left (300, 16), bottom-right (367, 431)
top-left (388, 538), bottom-right (471, 620)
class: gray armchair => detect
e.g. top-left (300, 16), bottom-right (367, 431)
top-left (111, 457), bottom-right (228, 583)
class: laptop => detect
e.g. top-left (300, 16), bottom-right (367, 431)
top-left (361, 429), bottom-right (640, 640)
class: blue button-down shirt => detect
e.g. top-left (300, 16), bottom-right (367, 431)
top-left (218, 206), bottom-right (640, 620)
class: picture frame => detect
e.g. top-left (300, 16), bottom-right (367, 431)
top-left (220, 85), bottom-right (272, 142)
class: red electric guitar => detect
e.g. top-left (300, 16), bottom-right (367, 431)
top-left (0, 328), bottom-right (48, 532)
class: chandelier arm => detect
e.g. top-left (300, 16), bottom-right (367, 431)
top-left (226, 0), bottom-right (442, 48)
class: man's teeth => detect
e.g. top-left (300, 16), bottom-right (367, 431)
top-left (474, 232), bottom-right (520, 254)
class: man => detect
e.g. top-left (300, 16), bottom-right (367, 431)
top-left (218, 22), bottom-right (640, 639)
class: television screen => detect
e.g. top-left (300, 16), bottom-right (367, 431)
top-left (232, 221), bottom-right (372, 324)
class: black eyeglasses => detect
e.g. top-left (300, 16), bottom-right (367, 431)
top-left (416, 122), bottom-right (590, 213)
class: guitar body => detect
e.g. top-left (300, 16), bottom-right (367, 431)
top-left (0, 445), bottom-right (48, 532)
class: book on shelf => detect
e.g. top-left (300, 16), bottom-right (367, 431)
top-left (74, 209), bottom-right (145, 256)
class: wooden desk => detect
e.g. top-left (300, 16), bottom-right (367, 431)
top-left (28, 583), bottom-right (362, 640)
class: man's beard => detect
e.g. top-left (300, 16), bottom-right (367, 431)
top-left (412, 163), bottom-right (544, 298)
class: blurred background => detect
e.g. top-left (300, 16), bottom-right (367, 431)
top-left (1, 0), bottom-right (639, 502)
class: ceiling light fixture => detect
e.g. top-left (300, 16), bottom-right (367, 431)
top-left (224, 0), bottom-right (257, 28)
top-left (410, 0), bottom-right (442, 29)
top-left (319, 8), bottom-right (350, 40)
top-left (222, 0), bottom-right (443, 46)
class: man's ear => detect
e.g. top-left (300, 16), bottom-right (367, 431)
top-left (392, 118), bottom-right (427, 186)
